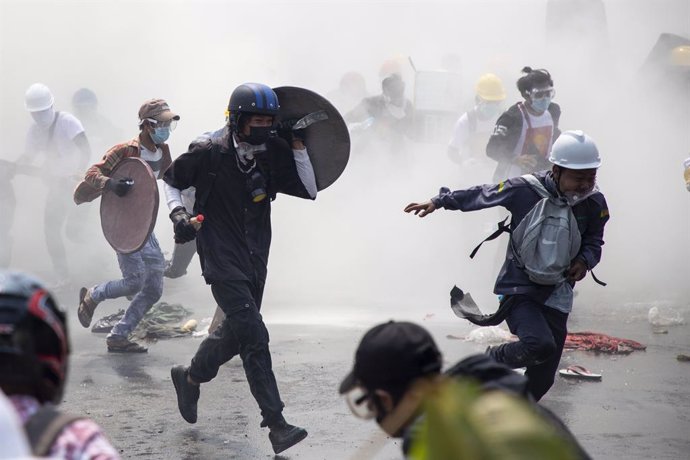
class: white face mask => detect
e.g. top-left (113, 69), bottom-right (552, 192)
top-left (31, 107), bottom-right (56, 128)
top-left (384, 96), bottom-right (407, 119)
top-left (563, 183), bottom-right (599, 206)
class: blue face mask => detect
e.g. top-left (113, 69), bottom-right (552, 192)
top-left (150, 126), bottom-right (171, 144)
top-left (530, 97), bottom-right (551, 114)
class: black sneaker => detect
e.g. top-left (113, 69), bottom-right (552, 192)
top-left (171, 365), bottom-right (199, 424)
top-left (106, 334), bottom-right (148, 353)
top-left (268, 421), bottom-right (308, 454)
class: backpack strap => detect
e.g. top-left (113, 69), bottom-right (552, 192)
top-left (24, 404), bottom-right (84, 456)
top-left (521, 174), bottom-right (552, 199)
top-left (469, 216), bottom-right (511, 259)
top-left (590, 270), bottom-right (607, 286)
top-left (468, 176), bottom-right (559, 259)
top-left (45, 111), bottom-right (60, 151)
top-left (517, 103), bottom-right (533, 130)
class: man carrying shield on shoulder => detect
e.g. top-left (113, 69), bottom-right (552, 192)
top-left (162, 82), bottom-right (336, 454)
top-left (73, 99), bottom-right (180, 353)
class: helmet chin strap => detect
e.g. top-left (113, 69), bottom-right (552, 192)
top-left (552, 166), bottom-right (564, 195)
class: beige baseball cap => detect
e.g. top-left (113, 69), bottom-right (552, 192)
top-left (138, 98), bottom-right (180, 122)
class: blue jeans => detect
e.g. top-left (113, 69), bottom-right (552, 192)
top-left (92, 233), bottom-right (165, 337)
top-left (189, 279), bottom-right (285, 428)
top-left (489, 295), bottom-right (568, 401)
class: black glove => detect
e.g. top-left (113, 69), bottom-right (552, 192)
top-left (290, 128), bottom-right (306, 143)
top-left (169, 206), bottom-right (197, 244)
top-left (277, 119), bottom-right (306, 144)
top-left (105, 178), bottom-right (133, 197)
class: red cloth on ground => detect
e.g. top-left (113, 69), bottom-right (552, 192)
top-left (564, 331), bottom-right (646, 354)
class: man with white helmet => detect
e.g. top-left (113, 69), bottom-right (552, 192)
top-left (18, 83), bottom-right (92, 287)
top-left (405, 130), bottom-right (609, 401)
top-left (448, 73), bottom-right (506, 173)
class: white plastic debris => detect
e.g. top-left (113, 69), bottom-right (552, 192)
top-left (648, 306), bottom-right (685, 327)
top-left (465, 326), bottom-right (516, 344)
top-left (192, 316), bottom-right (213, 338)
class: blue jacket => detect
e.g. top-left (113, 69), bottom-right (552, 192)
top-left (431, 170), bottom-right (610, 303)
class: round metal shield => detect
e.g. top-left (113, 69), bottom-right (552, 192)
top-left (273, 86), bottom-right (350, 190)
top-left (100, 158), bottom-right (159, 254)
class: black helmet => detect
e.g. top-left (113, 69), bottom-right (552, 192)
top-left (227, 83), bottom-right (280, 132)
top-left (0, 271), bottom-right (70, 404)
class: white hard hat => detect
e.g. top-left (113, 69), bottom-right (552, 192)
top-left (549, 130), bottom-right (601, 169)
top-left (25, 83), bottom-right (54, 112)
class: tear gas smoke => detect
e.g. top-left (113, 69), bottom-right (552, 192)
top-left (0, 0), bottom-right (688, 325)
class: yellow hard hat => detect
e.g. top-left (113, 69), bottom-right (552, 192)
top-left (475, 73), bottom-right (506, 101)
top-left (671, 45), bottom-right (690, 67)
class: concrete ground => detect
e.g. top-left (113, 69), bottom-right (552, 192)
top-left (57, 280), bottom-right (690, 460)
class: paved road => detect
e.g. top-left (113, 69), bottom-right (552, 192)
top-left (59, 285), bottom-right (690, 459)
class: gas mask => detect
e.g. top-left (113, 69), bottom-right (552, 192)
top-left (247, 170), bottom-right (267, 202)
top-left (31, 107), bottom-right (56, 128)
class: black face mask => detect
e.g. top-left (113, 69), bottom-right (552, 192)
top-left (243, 126), bottom-right (274, 146)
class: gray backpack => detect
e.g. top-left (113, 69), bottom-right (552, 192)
top-left (509, 174), bottom-right (581, 285)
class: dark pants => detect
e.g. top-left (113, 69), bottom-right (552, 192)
top-left (44, 181), bottom-right (73, 274)
top-left (189, 279), bottom-right (284, 427)
top-left (0, 180), bottom-right (14, 268)
top-left (491, 295), bottom-right (568, 401)
top-left (164, 241), bottom-right (197, 278)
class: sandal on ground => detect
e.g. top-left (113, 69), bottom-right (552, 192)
top-left (558, 365), bottom-right (602, 380)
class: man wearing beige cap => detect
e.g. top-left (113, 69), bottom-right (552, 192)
top-left (73, 98), bottom-right (179, 352)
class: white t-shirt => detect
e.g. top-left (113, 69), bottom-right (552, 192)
top-left (25, 111), bottom-right (85, 177)
top-left (139, 145), bottom-right (163, 177)
top-left (504, 108), bottom-right (554, 178)
top-left (448, 108), bottom-right (497, 156)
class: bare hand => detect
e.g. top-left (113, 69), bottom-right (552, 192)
top-left (404, 201), bottom-right (436, 217)
top-left (567, 259), bottom-right (588, 283)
